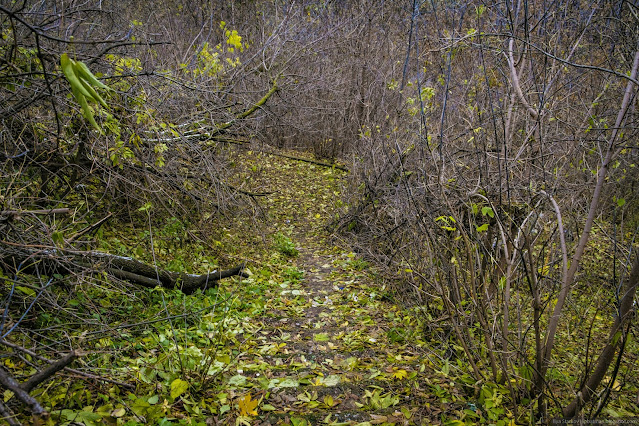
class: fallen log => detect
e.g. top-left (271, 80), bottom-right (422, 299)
top-left (1, 244), bottom-right (249, 295)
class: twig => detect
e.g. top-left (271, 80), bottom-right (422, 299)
top-left (0, 5), bottom-right (165, 48)
top-left (68, 213), bottom-right (113, 243)
top-left (21, 350), bottom-right (82, 392)
top-left (0, 208), bottom-right (70, 217)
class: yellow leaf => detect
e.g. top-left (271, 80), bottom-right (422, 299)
top-left (238, 392), bottom-right (258, 416)
top-left (323, 395), bottom-right (334, 407)
top-left (392, 368), bottom-right (408, 380)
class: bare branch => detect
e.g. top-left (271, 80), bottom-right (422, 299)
top-left (0, 366), bottom-right (45, 415)
top-left (508, 39), bottom-right (539, 120)
top-left (542, 49), bottom-right (639, 388)
top-left (0, 209), bottom-right (70, 217)
top-left (0, 399), bottom-right (20, 426)
top-left (21, 350), bottom-right (82, 393)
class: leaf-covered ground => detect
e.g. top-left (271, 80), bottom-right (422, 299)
top-left (21, 150), bottom-right (498, 425)
top-left (193, 150), bottom-right (473, 425)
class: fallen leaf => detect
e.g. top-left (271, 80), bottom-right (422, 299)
top-left (370, 414), bottom-right (388, 424)
top-left (314, 333), bottom-right (329, 342)
top-left (170, 378), bottom-right (189, 400)
top-left (238, 392), bottom-right (258, 416)
top-left (323, 395), bottom-right (334, 407)
top-left (392, 369), bottom-right (408, 380)
top-left (321, 375), bottom-right (340, 386)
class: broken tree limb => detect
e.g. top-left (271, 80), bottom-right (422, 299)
top-left (214, 78), bottom-right (278, 133)
top-left (0, 350), bottom-right (81, 423)
top-left (121, 261), bottom-right (250, 294)
top-left (0, 339), bottom-right (134, 390)
top-left (87, 252), bottom-right (249, 294)
top-left (141, 81), bottom-right (277, 145)
top-left (1, 244), bottom-right (248, 295)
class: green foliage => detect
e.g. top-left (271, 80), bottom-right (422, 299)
top-left (179, 23), bottom-right (248, 78)
top-left (282, 266), bottom-right (305, 282)
top-left (477, 384), bottom-right (511, 424)
top-left (60, 53), bottom-right (112, 133)
top-left (274, 232), bottom-right (299, 257)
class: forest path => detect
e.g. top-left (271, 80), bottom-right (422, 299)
top-left (221, 150), bottom-right (458, 425)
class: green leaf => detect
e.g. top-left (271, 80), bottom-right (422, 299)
top-left (16, 286), bottom-right (36, 297)
top-left (111, 407), bottom-right (126, 417)
top-left (475, 223), bottom-right (489, 232)
top-left (73, 59), bottom-right (110, 90)
top-left (228, 374), bottom-right (248, 387)
top-left (277, 377), bottom-right (299, 388)
top-left (138, 202), bottom-right (153, 212)
top-left (612, 330), bottom-right (623, 346)
top-left (401, 406), bottom-right (412, 419)
top-left (481, 206), bottom-right (494, 218)
top-left (617, 198), bottom-right (626, 207)
top-left (313, 333), bottom-right (329, 342)
top-left (74, 411), bottom-right (102, 425)
top-left (321, 375), bottom-right (340, 387)
top-left (61, 54), bottom-right (94, 101)
top-left (170, 378), bottom-right (189, 400)
top-left (52, 230), bottom-right (65, 247)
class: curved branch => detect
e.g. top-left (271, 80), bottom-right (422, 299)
top-left (544, 49), bottom-right (639, 416)
top-left (508, 39), bottom-right (539, 120)
top-left (539, 190), bottom-right (568, 280)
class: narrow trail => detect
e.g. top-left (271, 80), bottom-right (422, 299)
top-left (222, 150), bottom-right (464, 425)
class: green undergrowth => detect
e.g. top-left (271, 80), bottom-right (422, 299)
top-left (6, 149), bottom-right (529, 425)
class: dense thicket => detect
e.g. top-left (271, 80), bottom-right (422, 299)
top-left (1, 1), bottom-right (274, 422)
top-left (1, 0), bottom-right (638, 423)
top-left (326, 0), bottom-right (639, 421)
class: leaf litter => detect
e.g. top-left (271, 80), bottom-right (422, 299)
top-left (212, 150), bottom-right (467, 425)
